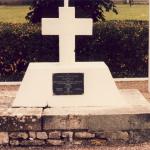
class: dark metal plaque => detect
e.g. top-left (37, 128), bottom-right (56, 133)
top-left (53, 73), bottom-right (84, 95)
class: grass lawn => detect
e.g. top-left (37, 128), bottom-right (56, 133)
top-left (0, 5), bottom-right (29, 23)
top-left (0, 4), bottom-right (149, 23)
top-left (105, 4), bottom-right (149, 21)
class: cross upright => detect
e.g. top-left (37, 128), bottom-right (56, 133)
top-left (42, 0), bottom-right (93, 64)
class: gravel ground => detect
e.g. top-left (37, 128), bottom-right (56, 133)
top-left (0, 80), bottom-right (150, 149)
top-left (1, 144), bottom-right (150, 150)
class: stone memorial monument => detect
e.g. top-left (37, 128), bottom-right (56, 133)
top-left (13, 0), bottom-right (129, 107)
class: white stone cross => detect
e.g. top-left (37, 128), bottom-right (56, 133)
top-left (42, 0), bottom-right (93, 64)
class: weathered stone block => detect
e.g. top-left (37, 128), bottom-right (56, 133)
top-left (9, 132), bottom-right (28, 139)
top-left (111, 131), bottom-right (129, 141)
top-left (9, 140), bottom-right (19, 146)
top-left (37, 132), bottom-right (48, 140)
top-left (62, 131), bottom-right (73, 138)
top-left (29, 132), bottom-right (36, 140)
top-left (87, 114), bottom-right (150, 131)
top-left (0, 132), bottom-right (9, 144)
top-left (47, 139), bottom-right (64, 146)
top-left (75, 132), bottom-right (95, 139)
top-left (48, 131), bottom-right (61, 139)
top-left (62, 131), bottom-right (73, 142)
top-left (0, 108), bottom-right (42, 131)
top-left (72, 140), bottom-right (83, 145)
top-left (19, 140), bottom-right (45, 146)
top-left (43, 109), bottom-right (88, 130)
top-left (90, 139), bottom-right (107, 146)
top-left (129, 130), bottom-right (150, 144)
top-left (96, 131), bottom-right (129, 142)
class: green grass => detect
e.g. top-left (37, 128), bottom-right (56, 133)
top-left (0, 5), bottom-right (29, 23)
top-left (104, 4), bottom-right (149, 21)
top-left (0, 4), bottom-right (149, 23)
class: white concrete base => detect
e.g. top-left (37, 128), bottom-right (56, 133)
top-left (13, 62), bottom-right (129, 108)
top-left (44, 89), bottom-right (150, 116)
top-left (0, 78), bottom-right (148, 86)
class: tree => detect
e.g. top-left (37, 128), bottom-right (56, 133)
top-left (26, 0), bottom-right (118, 23)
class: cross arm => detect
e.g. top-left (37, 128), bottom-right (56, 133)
top-left (75, 19), bottom-right (93, 35)
top-left (42, 18), bottom-right (61, 35)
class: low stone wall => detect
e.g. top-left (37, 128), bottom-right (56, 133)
top-left (0, 130), bottom-right (150, 146)
top-left (0, 104), bottom-right (150, 146)
top-left (0, 88), bottom-right (150, 147)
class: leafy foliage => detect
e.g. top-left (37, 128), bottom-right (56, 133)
top-left (26, 0), bottom-right (118, 23)
top-left (0, 21), bottom-right (148, 81)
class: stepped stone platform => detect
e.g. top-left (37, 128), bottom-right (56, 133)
top-left (0, 80), bottom-right (150, 146)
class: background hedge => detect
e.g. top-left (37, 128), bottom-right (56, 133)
top-left (0, 21), bottom-right (148, 81)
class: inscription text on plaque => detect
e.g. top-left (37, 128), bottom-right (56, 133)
top-left (53, 73), bottom-right (84, 95)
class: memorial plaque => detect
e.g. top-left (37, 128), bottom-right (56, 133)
top-left (53, 73), bottom-right (84, 95)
